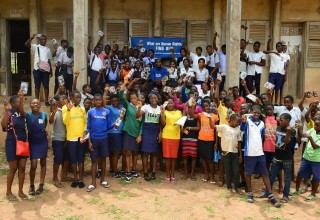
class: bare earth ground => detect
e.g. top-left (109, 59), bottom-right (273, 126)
top-left (0, 102), bottom-right (320, 220)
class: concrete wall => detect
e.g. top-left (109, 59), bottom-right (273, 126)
top-left (0, 0), bottom-right (29, 19)
top-left (41, 0), bottom-right (73, 19)
top-left (282, 0), bottom-right (320, 22)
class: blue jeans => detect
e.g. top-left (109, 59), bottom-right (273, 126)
top-left (269, 159), bottom-right (292, 197)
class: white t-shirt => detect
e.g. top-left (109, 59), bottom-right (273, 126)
top-left (58, 52), bottom-right (74, 74)
top-left (168, 68), bottom-right (178, 80)
top-left (206, 53), bottom-right (220, 68)
top-left (194, 68), bottom-right (209, 82)
top-left (247, 51), bottom-right (266, 75)
top-left (190, 52), bottom-right (206, 71)
top-left (242, 118), bottom-right (265, 156)
top-left (199, 90), bottom-right (211, 99)
top-left (89, 53), bottom-right (104, 72)
top-left (269, 52), bottom-right (285, 74)
top-left (31, 44), bottom-right (51, 70)
top-left (141, 104), bottom-right (161, 123)
top-left (281, 52), bottom-right (290, 75)
top-left (217, 50), bottom-right (226, 75)
top-left (143, 57), bottom-right (155, 67)
top-left (54, 46), bottom-right (66, 65)
top-left (180, 67), bottom-right (195, 78)
top-left (274, 106), bottom-right (301, 128)
top-left (239, 49), bottom-right (249, 72)
top-left (216, 124), bottom-right (242, 153)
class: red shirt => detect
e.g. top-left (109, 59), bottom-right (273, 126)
top-left (233, 96), bottom-right (245, 113)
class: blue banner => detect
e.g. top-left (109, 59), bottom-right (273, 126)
top-left (131, 37), bottom-right (185, 58)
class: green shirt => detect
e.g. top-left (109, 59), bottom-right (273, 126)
top-left (119, 90), bottom-right (143, 137)
top-left (303, 128), bottom-right (320, 162)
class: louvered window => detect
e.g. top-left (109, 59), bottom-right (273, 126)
top-left (43, 20), bottom-right (65, 42)
top-left (67, 20), bottom-right (73, 46)
top-left (129, 19), bottom-right (152, 37)
top-left (163, 20), bottom-right (185, 38)
top-left (187, 21), bottom-right (211, 53)
top-left (307, 22), bottom-right (320, 67)
top-left (103, 20), bottom-right (128, 49)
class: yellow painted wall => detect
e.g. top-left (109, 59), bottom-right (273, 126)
top-left (0, 0), bottom-right (29, 19)
top-left (162, 0), bottom-right (212, 20)
top-left (40, 0), bottom-right (73, 19)
top-left (304, 68), bottom-right (320, 98)
top-left (282, 0), bottom-right (320, 22)
top-left (241, 0), bottom-right (270, 20)
top-left (103, 0), bottom-right (153, 19)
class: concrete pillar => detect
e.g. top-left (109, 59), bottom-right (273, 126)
top-left (272, 0), bottom-right (281, 45)
top-left (29, 0), bottom-right (40, 98)
top-left (153, 0), bottom-right (162, 37)
top-left (0, 19), bottom-right (8, 95)
top-left (213, 0), bottom-right (222, 47)
top-left (92, 0), bottom-right (103, 44)
top-left (73, 0), bottom-right (88, 90)
top-left (226, 0), bottom-right (242, 88)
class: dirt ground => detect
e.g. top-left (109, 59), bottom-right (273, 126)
top-left (0, 145), bottom-right (320, 220)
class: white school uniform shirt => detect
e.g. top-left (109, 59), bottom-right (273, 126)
top-left (190, 52), bottom-right (206, 71)
top-left (141, 104), bottom-right (161, 123)
top-left (180, 67), bottom-right (195, 78)
top-left (217, 50), bottom-right (226, 75)
top-left (58, 52), bottom-right (74, 74)
top-left (31, 44), bottom-right (51, 70)
top-left (269, 52), bottom-right (285, 74)
top-left (194, 68), bottom-right (209, 82)
top-left (239, 49), bottom-right (249, 72)
top-left (206, 53), bottom-right (220, 68)
top-left (89, 52), bottom-right (104, 72)
top-left (53, 46), bottom-right (66, 66)
top-left (247, 51), bottom-right (266, 75)
top-left (273, 106), bottom-right (302, 128)
top-left (241, 118), bottom-right (265, 157)
top-left (168, 68), bottom-right (178, 80)
top-left (143, 57), bottom-right (155, 67)
top-left (281, 52), bottom-right (290, 75)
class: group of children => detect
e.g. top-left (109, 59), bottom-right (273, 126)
top-left (2, 35), bottom-right (320, 209)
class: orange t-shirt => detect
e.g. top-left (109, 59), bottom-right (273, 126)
top-left (122, 69), bottom-right (130, 78)
top-left (198, 113), bottom-right (219, 141)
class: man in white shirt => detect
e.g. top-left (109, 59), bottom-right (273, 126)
top-left (206, 45), bottom-right (220, 82)
top-left (246, 41), bottom-right (266, 96)
top-left (280, 43), bottom-right (290, 105)
top-left (263, 41), bottom-right (285, 104)
top-left (53, 40), bottom-right (68, 94)
top-left (213, 32), bottom-right (226, 91)
top-left (184, 43), bottom-right (206, 71)
top-left (239, 39), bottom-right (249, 97)
top-left (25, 34), bottom-right (52, 106)
top-left (58, 47), bottom-right (74, 93)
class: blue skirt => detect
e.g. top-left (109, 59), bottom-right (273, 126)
top-left (29, 132), bottom-right (48, 159)
top-left (141, 123), bottom-right (160, 153)
top-left (108, 133), bottom-right (124, 152)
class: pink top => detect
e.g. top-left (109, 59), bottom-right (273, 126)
top-left (263, 116), bottom-right (277, 152)
top-left (173, 95), bottom-right (202, 114)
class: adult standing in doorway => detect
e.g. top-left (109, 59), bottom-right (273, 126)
top-left (25, 34), bottom-right (53, 106)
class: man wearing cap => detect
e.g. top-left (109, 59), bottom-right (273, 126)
top-left (25, 34), bottom-right (53, 106)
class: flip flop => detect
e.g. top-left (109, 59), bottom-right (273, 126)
top-left (305, 195), bottom-right (317, 201)
top-left (268, 195), bottom-right (281, 208)
top-left (6, 194), bottom-right (17, 201)
top-left (100, 181), bottom-right (110, 188)
top-left (86, 184), bottom-right (95, 192)
top-left (280, 196), bottom-right (289, 203)
top-left (18, 193), bottom-right (28, 200)
top-left (164, 177), bottom-right (171, 182)
top-left (202, 178), bottom-right (208, 182)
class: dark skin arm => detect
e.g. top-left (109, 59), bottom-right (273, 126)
top-left (283, 127), bottom-right (293, 144)
top-left (1, 98), bottom-right (11, 129)
top-left (25, 34), bottom-right (36, 49)
top-left (160, 106), bottom-right (166, 127)
top-left (238, 142), bottom-right (243, 163)
top-left (298, 91), bottom-right (308, 112)
top-left (240, 80), bottom-right (251, 96)
top-left (214, 80), bottom-right (221, 107)
top-left (87, 36), bottom-right (92, 55)
top-left (189, 100), bottom-right (199, 119)
top-left (18, 90), bottom-right (26, 118)
top-left (304, 133), bottom-right (320, 150)
top-left (182, 41), bottom-right (190, 55)
top-left (49, 105), bottom-right (58, 124)
top-left (72, 71), bottom-right (80, 91)
top-left (213, 32), bottom-right (218, 51)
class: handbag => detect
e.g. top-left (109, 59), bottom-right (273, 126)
top-left (37, 46), bottom-right (51, 72)
top-left (11, 115), bottom-right (30, 157)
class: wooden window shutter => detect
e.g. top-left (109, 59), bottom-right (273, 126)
top-left (67, 20), bottom-right (73, 46)
top-left (187, 21), bottom-right (211, 53)
top-left (43, 20), bottom-right (66, 41)
top-left (163, 20), bottom-right (185, 38)
top-left (129, 19), bottom-right (152, 37)
top-left (103, 20), bottom-right (128, 49)
top-left (246, 21), bottom-right (269, 50)
top-left (307, 22), bottom-right (320, 67)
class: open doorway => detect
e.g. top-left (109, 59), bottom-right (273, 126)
top-left (8, 20), bottom-right (31, 96)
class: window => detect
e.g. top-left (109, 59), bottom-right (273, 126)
top-left (163, 20), bottom-right (186, 38)
top-left (103, 20), bottom-right (128, 49)
top-left (187, 21), bottom-right (211, 53)
top-left (129, 19), bottom-right (152, 37)
top-left (307, 22), bottom-right (320, 67)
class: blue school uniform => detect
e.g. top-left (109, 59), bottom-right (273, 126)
top-left (2, 110), bottom-right (28, 161)
top-left (107, 104), bottom-right (124, 152)
top-left (26, 112), bottom-right (48, 159)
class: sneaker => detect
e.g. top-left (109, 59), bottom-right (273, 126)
top-left (144, 173), bottom-right (151, 181)
top-left (125, 175), bottom-right (132, 183)
top-left (35, 183), bottom-right (44, 195)
top-left (96, 169), bottom-right (102, 179)
top-left (29, 185), bottom-right (36, 196)
top-left (121, 170), bottom-right (126, 177)
top-left (78, 180), bottom-right (85, 188)
top-left (131, 170), bottom-right (140, 178)
top-left (109, 169), bottom-right (114, 174)
top-left (112, 172), bottom-right (122, 179)
top-left (150, 172), bottom-right (156, 181)
top-left (71, 180), bottom-right (79, 188)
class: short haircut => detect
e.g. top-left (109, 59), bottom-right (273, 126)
top-left (196, 46), bottom-right (203, 52)
top-left (276, 42), bottom-right (283, 47)
top-left (221, 44), bottom-right (226, 49)
top-left (180, 48), bottom-right (186, 53)
top-left (84, 97), bottom-right (92, 103)
top-left (148, 49), bottom-right (155, 54)
top-left (82, 84), bottom-right (90, 92)
top-left (280, 113), bottom-right (292, 121)
top-left (71, 90), bottom-right (81, 98)
top-left (61, 39), bottom-right (68, 45)
top-left (284, 95), bottom-right (294, 102)
top-left (224, 96), bottom-right (233, 103)
top-left (264, 102), bottom-right (274, 109)
top-left (94, 93), bottom-right (103, 99)
top-left (230, 113), bottom-right (240, 121)
top-left (9, 95), bottom-right (19, 105)
top-left (201, 99), bottom-right (210, 107)
top-left (198, 58), bottom-right (205, 64)
top-left (94, 46), bottom-right (99, 51)
top-left (252, 105), bottom-right (262, 111)
top-left (241, 39), bottom-right (246, 42)
top-left (109, 94), bottom-right (119, 100)
top-left (254, 41), bottom-right (261, 46)
top-left (67, 47), bottom-right (74, 53)
top-left (54, 95), bottom-right (60, 101)
top-left (206, 45), bottom-right (213, 49)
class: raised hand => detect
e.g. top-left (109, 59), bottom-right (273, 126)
top-left (74, 71), bottom-right (80, 77)
top-left (17, 89), bottom-right (24, 99)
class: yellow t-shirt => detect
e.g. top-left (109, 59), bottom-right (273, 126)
top-left (217, 101), bottom-right (234, 137)
top-left (62, 105), bottom-right (87, 140)
top-left (162, 110), bottom-right (183, 140)
top-left (307, 119), bottom-right (314, 130)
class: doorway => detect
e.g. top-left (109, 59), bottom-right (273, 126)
top-left (8, 20), bottom-right (31, 96)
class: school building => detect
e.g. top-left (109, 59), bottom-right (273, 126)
top-left (0, 0), bottom-right (319, 99)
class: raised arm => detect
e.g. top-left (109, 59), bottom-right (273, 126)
top-left (213, 32), bottom-right (218, 51)
top-left (182, 41), bottom-right (190, 55)
top-left (189, 100), bottom-right (199, 119)
top-left (267, 39), bottom-right (272, 51)
top-left (25, 34), bottom-right (36, 49)
top-left (18, 90), bottom-right (26, 118)
top-left (72, 71), bottom-right (79, 91)
top-left (160, 106), bottom-right (166, 127)
top-left (87, 36), bottom-right (92, 55)
top-left (298, 91), bottom-right (308, 111)
top-left (136, 101), bottom-right (144, 119)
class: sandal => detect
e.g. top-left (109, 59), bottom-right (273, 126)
top-left (86, 184), bottom-right (95, 192)
top-left (305, 195), bottom-right (317, 201)
top-left (100, 181), bottom-right (110, 188)
top-left (171, 177), bottom-right (176, 182)
top-left (280, 196), bottom-right (289, 203)
top-left (6, 193), bottom-right (17, 201)
top-left (247, 194), bottom-right (254, 203)
top-left (164, 177), bottom-right (171, 182)
top-left (299, 188), bottom-right (307, 194)
top-left (202, 178), bottom-right (208, 182)
top-left (18, 193), bottom-right (28, 200)
top-left (209, 180), bottom-right (216, 184)
top-left (78, 180), bottom-right (85, 189)
top-left (289, 189), bottom-right (300, 196)
top-left (268, 194), bottom-right (281, 208)
top-left (258, 191), bottom-right (268, 198)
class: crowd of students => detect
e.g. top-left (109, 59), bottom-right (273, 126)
top-left (1, 31), bottom-right (319, 209)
